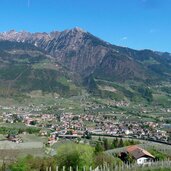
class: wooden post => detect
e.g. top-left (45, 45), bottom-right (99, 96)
top-left (103, 165), bottom-right (105, 171)
top-left (107, 164), bottom-right (110, 171)
top-left (114, 165), bottom-right (117, 171)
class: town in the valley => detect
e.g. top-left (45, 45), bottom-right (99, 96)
top-left (1, 104), bottom-right (171, 145)
top-left (1, 102), bottom-right (171, 168)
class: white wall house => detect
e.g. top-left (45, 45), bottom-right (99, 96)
top-left (126, 145), bottom-right (155, 165)
top-left (137, 157), bottom-right (152, 165)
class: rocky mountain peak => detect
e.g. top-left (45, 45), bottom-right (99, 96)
top-left (71, 27), bottom-right (86, 33)
top-left (0, 27), bottom-right (170, 83)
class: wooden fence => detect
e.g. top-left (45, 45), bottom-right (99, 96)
top-left (44, 160), bottom-right (171, 171)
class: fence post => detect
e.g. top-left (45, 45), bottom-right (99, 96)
top-left (114, 164), bottom-right (117, 171)
top-left (56, 166), bottom-right (58, 171)
top-left (107, 164), bottom-right (110, 171)
top-left (121, 163), bottom-right (124, 171)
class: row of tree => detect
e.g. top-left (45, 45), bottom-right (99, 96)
top-left (95, 137), bottom-right (139, 152)
top-left (0, 126), bottom-right (40, 135)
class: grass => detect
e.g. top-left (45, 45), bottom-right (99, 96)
top-left (0, 148), bottom-right (45, 161)
top-left (0, 134), bottom-right (47, 161)
top-left (0, 122), bottom-right (27, 129)
top-left (153, 93), bottom-right (171, 107)
top-left (32, 59), bottom-right (58, 70)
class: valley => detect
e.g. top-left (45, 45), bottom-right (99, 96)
top-left (0, 28), bottom-right (171, 170)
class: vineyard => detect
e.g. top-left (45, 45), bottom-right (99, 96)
top-left (30, 161), bottom-right (171, 171)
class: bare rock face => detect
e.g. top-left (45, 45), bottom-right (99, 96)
top-left (0, 28), bottom-right (111, 77)
top-left (0, 27), bottom-right (170, 83)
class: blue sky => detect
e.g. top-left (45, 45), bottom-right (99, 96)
top-left (0, 0), bottom-right (171, 52)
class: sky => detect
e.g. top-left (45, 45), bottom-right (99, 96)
top-left (0, 0), bottom-right (171, 52)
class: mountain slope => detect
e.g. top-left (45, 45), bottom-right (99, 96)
top-left (1, 28), bottom-right (170, 82)
top-left (0, 28), bottom-right (170, 103)
top-left (0, 40), bottom-right (80, 98)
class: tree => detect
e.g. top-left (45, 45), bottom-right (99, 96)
top-left (119, 152), bottom-right (134, 164)
top-left (138, 87), bottom-right (153, 102)
top-left (103, 138), bottom-right (109, 150)
top-left (111, 138), bottom-right (118, 148)
top-left (98, 136), bottom-right (101, 142)
top-left (83, 131), bottom-right (92, 139)
top-left (9, 155), bottom-right (56, 171)
top-left (125, 153), bottom-right (135, 164)
top-left (95, 142), bottom-right (104, 154)
top-left (149, 149), bottom-right (168, 161)
top-left (56, 143), bottom-right (94, 171)
top-left (10, 158), bottom-right (30, 171)
top-left (94, 152), bottom-right (122, 167)
top-left (118, 138), bottom-right (124, 148)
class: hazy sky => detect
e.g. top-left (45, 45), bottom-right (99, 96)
top-left (0, 0), bottom-right (171, 52)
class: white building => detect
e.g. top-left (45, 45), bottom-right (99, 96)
top-left (127, 146), bottom-right (155, 165)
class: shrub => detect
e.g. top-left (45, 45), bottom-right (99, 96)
top-left (55, 144), bottom-right (94, 171)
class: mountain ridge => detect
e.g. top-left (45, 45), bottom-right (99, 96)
top-left (0, 27), bottom-right (170, 81)
top-left (0, 27), bottom-right (170, 53)
top-left (0, 27), bottom-right (170, 102)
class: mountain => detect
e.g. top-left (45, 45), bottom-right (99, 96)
top-left (0, 40), bottom-right (80, 98)
top-left (0, 27), bottom-right (170, 102)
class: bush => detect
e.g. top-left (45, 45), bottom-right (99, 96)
top-left (55, 144), bottom-right (94, 171)
top-left (148, 149), bottom-right (168, 161)
top-left (94, 152), bottom-right (122, 167)
top-left (10, 155), bottom-right (56, 171)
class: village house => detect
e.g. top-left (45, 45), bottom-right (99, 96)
top-left (126, 146), bottom-right (155, 165)
top-left (7, 134), bottom-right (23, 144)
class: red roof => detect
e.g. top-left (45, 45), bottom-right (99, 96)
top-left (126, 145), bottom-right (155, 159)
